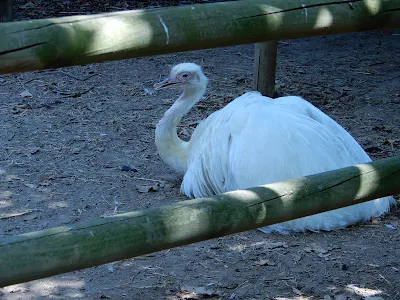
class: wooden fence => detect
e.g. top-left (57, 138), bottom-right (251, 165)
top-left (1, 156), bottom-right (399, 287)
top-left (0, 0), bottom-right (399, 74)
top-left (0, 0), bottom-right (399, 287)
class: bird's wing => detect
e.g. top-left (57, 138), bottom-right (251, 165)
top-left (228, 96), bottom-right (374, 190)
top-left (276, 96), bottom-right (372, 163)
top-left (181, 94), bottom-right (373, 198)
top-left (181, 92), bottom-right (264, 197)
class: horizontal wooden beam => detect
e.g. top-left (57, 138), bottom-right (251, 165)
top-left (0, 0), bottom-right (399, 73)
top-left (0, 155), bottom-right (399, 287)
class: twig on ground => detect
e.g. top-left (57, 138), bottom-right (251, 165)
top-left (104, 270), bottom-right (143, 290)
top-left (59, 70), bottom-right (99, 81)
top-left (0, 209), bottom-right (41, 220)
top-left (130, 176), bottom-right (165, 183)
top-left (379, 274), bottom-right (391, 284)
top-left (47, 85), bottom-right (95, 97)
top-left (17, 77), bottom-right (27, 90)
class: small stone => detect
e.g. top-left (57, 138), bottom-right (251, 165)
top-left (120, 165), bottom-right (138, 172)
top-left (29, 147), bottom-right (40, 154)
top-left (137, 184), bottom-right (159, 193)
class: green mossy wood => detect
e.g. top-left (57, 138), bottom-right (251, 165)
top-left (0, 0), bottom-right (399, 73)
top-left (0, 156), bottom-right (399, 287)
top-left (253, 41), bottom-right (278, 97)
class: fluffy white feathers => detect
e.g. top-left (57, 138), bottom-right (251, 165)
top-left (155, 63), bottom-right (394, 233)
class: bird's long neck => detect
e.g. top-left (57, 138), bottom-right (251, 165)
top-left (155, 86), bottom-right (205, 174)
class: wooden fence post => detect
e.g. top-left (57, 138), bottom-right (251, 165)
top-left (0, 0), bottom-right (12, 22)
top-left (253, 41), bottom-right (278, 97)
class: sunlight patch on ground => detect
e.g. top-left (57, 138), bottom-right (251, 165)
top-left (48, 201), bottom-right (69, 209)
top-left (3, 279), bottom-right (85, 299)
top-left (0, 191), bottom-right (13, 208)
top-left (346, 284), bottom-right (382, 297)
top-left (275, 297), bottom-right (313, 300)
top-left (30, 279), bottom-right (85, 298)
top-left (0, 199), bottom-right (12, 209)
top-left (228, 243), bottom-right (247, 252)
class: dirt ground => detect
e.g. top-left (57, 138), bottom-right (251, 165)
top-left (1, 2), bottom-right (400, 300)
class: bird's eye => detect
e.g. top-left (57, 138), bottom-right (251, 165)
top-left (179, 72), bottom-right (191, 80)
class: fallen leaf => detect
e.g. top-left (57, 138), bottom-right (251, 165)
top-left (6, 175), bottom-right (22, 182)
top-left (20, 90), bottom-right (33, 98)
top-left (318, 253), bottom-right (332, 260)
top-left (23, 213), bottom-right (38, 221)
top-left (29, 147), bottom-right (40, 154)
top-left (178, 286), bottom-right (219, 299)
top-left (292, 253), bottom-right (302, 263)
top-left (264, 242), bottom-right (288, 249)
top-left (12, 103), bottom-right (31, 114)
top-left (384, 224), bottom-right (397, 230)
top-left (254, 258), bottom-right (276, 266)
top-left (20, 2), bottom-right (36, 9)
top-left (120, 165), bottom-right (138, 172)
top-left (137, 184), bottom-right (159, 193)
top-left (292, 287), bottom-right (303, 296)
top-left (304, 243), bottom-right (330, 254)
top-left (24, 183), bottom-right (37, 189)
top-left (0, 191), bottom-right (12, 201)
top-left (365, 146), bottom-right (382, 153)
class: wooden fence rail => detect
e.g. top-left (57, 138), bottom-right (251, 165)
top-left (1, 155), bottom-right (399, 287)
top-left (0, 0), bottom-right (399, 289)
top-left (0, 0), bottom-right (399, 74)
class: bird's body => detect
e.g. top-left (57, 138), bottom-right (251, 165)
top-left (154, 63), bottom-right (394, 233)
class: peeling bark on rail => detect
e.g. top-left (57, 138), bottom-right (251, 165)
top-left (0, 0), bottom-right (399, 73)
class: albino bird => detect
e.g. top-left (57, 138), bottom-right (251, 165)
top-left (154, 62), bottom-right (394, 233)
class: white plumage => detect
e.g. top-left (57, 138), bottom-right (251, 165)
top-left (154, 63), bottom-right (394, 233)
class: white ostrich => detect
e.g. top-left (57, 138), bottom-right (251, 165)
top-left (154, 62), bottom-right (394, 233)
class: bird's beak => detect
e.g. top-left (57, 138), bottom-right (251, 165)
top-left (153, 77), bottom-right (181, 90)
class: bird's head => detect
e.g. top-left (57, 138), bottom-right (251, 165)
top-left (154, 63), bottom-right (208, 91)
